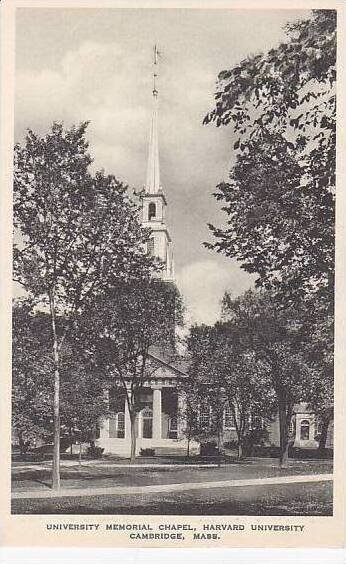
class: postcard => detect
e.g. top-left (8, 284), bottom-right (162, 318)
top-left (0, 0), bottom-right (345, 551)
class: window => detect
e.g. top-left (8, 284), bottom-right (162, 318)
top-left (248, 413), bottom-right (263, 430)
top-left (300, 419), bottom-right (310, 441)
top-left (142, 407), bottom-right (153, 439)
top-left (109, 412), bottom-right (125, 439)
top-left (223, 404), bottom-right (234, 430)
top-left (314, 419), bottom-right (323, 440)
top-left (147, 237), bottom-right (155, 257)
top-left (116, 412), bottom-right (125, 438)
top-left (148, 202), bottom-right (156, 220)
top-left (199, 403), bottom-right (210, 429)
top-left (168, 416), bottom-right (178, 439)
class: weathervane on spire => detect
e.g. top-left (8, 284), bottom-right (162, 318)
top-left (153, 44), bottom-right (161, 97)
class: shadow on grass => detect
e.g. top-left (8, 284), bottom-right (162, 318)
top-left (11, 481), bottom-right (333, 517)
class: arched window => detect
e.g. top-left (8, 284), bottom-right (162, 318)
top-left (147, 237), bottom-right (155, 257)
top-left (300, 419), bottom-right (310, 441)
top-left (148, 202), bottom-right (156, 220)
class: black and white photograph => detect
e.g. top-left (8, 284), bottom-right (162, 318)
top-left (9, 4), bottom-right (337, 525)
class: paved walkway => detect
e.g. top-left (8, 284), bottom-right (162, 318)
top-left (12, 472), bottom-right (333, 500)
top-left (13, 462), bottom-right (220, 472)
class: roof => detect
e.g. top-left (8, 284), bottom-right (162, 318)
top-left (148, 350), bottom-right (188, 378)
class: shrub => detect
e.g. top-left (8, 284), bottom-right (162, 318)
top-left (223, 440), bottom-right (238, 450)
top-left (243, 428), bottom-right (269, 456)
top-left (139, 448), bottom-right (155, 457)
top-left (87, 445), bottom-right (104, 458)
top-left (200, 441), bottom-right (219, 457)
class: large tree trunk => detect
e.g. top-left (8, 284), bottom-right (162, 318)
top-left (78, 441), bottom-right (82, 469)
top-left (18, 434), bottom-right (29, 456)
top-left (229, 401), bottom-right (243, 459)
top-left (278, 399), bottom-right (291, 469)
top-left (130, 411), bottom-right (137, 464)
top-left (69, 427), bottom-right (73, 455)
top-left (50, 292), bottom-right (61, 490)
top-left (318, 415), bottom-right (331, 452)
top-left (217, 426), bottom-right (224, 467)
top-left (187, 426), bottom-right (191, 458)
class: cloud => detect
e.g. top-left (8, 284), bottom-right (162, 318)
top-left (15, 38), bottom-right (230, 192)
top-left (15, 8), bottom-right (301, 320)
top-left (15, 41), bottom-right (151, 183)
top-left (176, 259), bottom-right (255, 326)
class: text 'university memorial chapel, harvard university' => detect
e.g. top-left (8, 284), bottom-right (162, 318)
top-left (95, 47), bottom-right (333, 457)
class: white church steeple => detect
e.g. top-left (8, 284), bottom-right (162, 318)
top-left (141, 45), bottom-right (174, 280)
top-left (145, 45), bottom-right (160, 194)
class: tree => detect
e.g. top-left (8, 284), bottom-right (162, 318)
top-left (297, 296), bottom-right (334, 451)
top-left (183, 336), bottom-right (226, 458)
top-left (12, 301), bottom-right (53, 454)
top-left (204, 10), bottom-right (336, 303)
top-left (214, 322), bottom-right (276, 459)
top-left (222, 290), bottom-right (316, 467)
top-left (13, 122), bottom-right (154, 488)
top-left (59, 341), bottom-right (109, 455)
top-left (186, 322), bottom-right (275, 459)
top-left (78, 279), bottom-right (184, 463)
top-left (12, 300), bottom-right (109, 457)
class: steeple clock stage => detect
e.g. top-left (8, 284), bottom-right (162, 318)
top-left (140, 44), bottom-right (174, 281)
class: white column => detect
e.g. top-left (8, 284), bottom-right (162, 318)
top-left (138, 411), bottom-right (143, 439)
top-left (152, 386), bottom-right (162, 440)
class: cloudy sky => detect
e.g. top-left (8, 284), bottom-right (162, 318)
top-left (15, 7), bottom-right (309, 325)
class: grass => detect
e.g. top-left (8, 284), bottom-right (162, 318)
top-left (11, 458), bottom-right (333, 516)
top-left (12, 458), bottom-right (333, 493)
top-left (11, 481), bottom-right (332, 516)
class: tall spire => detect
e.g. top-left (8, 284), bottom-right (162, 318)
top-left (145, 45), bottom-right (160, 194)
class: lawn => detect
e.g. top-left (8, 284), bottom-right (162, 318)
top-left (11, 480), bottom-right (332, 516)
top-left (11, 457), bottom-right (333, 516)
top-left (12, 458), bottom-right (333, 493)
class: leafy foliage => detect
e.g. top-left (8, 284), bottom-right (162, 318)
top-left (14, 122), bottom-right (155, 317)
top-left (77, 279), bottom-right (184, 461)
top-left (185, 320), bottom-right (275, 457)
top-left (12, 301), bottom-right (109, 451)
top-left (12, 301), bottom-right (53, 451)
top-left (221, 290), bottom-right (325, 465)
top-left (13, 122), bottom-right (156, 485)
top-left (204, 10), bottom-right (336, 302)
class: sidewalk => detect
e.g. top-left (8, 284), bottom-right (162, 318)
top-left (12, 472), bottom-right (333, 500)
top-left (12, 462), bottom-right (220, 472)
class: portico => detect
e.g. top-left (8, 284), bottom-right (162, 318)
top-left (97, 385), bottom-right (189, 456)
top-left (96, 354), bottom-right (193, 456)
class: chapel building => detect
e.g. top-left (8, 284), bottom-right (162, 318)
top-left (96, 48), bottom-right (192, 457)
top-left (96, 49), bottom-right (333, 458)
